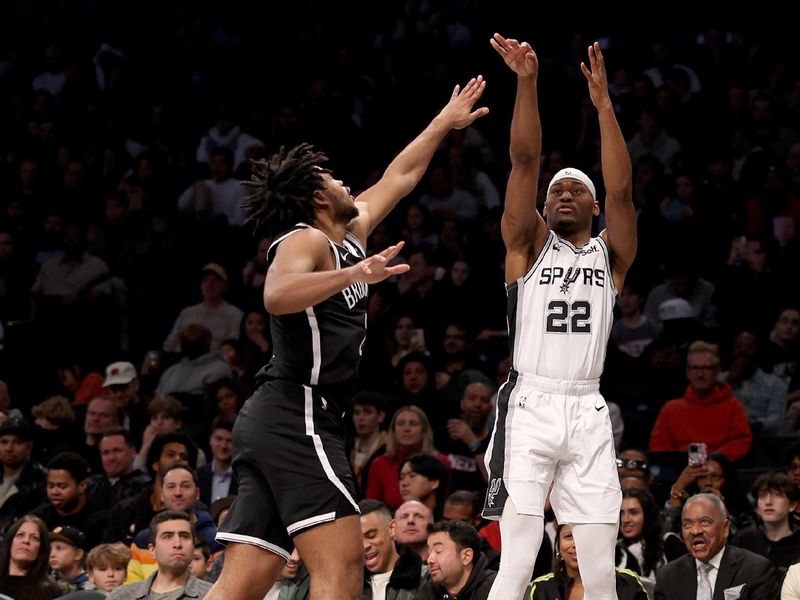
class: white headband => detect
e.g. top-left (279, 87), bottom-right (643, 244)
top-left (547, 167), bottom-right (596, 201)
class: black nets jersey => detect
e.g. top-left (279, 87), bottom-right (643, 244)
top-left (261, 224), bottom-right (368, 404)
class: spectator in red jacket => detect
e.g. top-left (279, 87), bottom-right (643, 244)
top-left (649, 340), bottom-right (752, 461)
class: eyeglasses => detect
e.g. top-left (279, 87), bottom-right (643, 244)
top-left (686, 365), bottom-right (719, 373)
top-left (616, 458), bottom-right (648, 470)
top-left (789, 462), bottom-right (800, 472)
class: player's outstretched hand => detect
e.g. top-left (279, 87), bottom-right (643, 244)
top-left (580, 41), bottom-right (612, 110)
top-left (350, 241), bottom-right (410, 284)
top-left (490, 33), bottom-right (538, 79)
top-left (437, 75), bottom-right (490, 130)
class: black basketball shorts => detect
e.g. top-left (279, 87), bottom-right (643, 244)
top-left (216, 379), bottom-right (360, 559)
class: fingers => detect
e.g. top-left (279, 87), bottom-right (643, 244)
top-left (490, 33), bottom-right (521, 54)
top-left (379, 240), bottom-right (404, 259)
top-left (468, 107), bottom-right (490, 122)
top-left (385, 264), bottom-right (410, 276)
top-left (451, 84), bottom-right (460, 99)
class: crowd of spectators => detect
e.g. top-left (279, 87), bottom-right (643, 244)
top-left (1, 2), bottom-right (800, 598)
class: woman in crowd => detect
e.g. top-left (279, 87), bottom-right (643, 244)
top-left (664, 452), bottom-right (754, 535)
top-left (526, 523), bottom-right (650, 599)
top-left (0, 515), bottom-right (61, 599)
top-left (619, 488), bottom-right (684, 580)
top-left (364, 405), bottom-right (449, 510)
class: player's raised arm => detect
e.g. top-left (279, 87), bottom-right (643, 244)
top-left (349, 76), bottom-right (489, 245)
top-left (491, 33), bottom-right (548, 282)
top-left (582, 41), bottom-right (636, 286)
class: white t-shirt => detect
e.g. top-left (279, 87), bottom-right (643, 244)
top-left (369, 570), bottom-right (393, 600)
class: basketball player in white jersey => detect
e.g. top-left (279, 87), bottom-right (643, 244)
top-left (483, 34), bottom-right (636, 600)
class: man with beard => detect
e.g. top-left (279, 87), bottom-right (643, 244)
top-left (208, 76), bottom-right (488, 600)
top-left (654, 493), bottom-right (779, 599)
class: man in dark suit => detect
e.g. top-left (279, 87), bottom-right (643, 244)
top-left (197, 416), bottom-right (237, 506)
top-left (655, 493), bottom-right (780, 600)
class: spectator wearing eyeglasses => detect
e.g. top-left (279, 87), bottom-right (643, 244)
top-left (649, 341), bottom-right (752, 461)
top-left (616, 448), bottom-right (651, 484)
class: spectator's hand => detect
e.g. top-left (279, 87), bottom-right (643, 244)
top-left (435, 371), bottom-right (451, 391)
top-left (141, 423), bottom-right (158, 450)
top-left (248, 331), bottom-right (270, 353)
top-left (447, 418), bottom-right (477, 444)
top-left (490, 33), bottom-right (538, 79)
top-left (674, 463), bottom-right (708, 492)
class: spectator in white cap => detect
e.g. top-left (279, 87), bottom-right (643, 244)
top-left (162, 263), bottom-right (244, 355)
top-left (643, 253), bottom-right (718, 330)
top-left (103, 361), bottom-right (148, 444)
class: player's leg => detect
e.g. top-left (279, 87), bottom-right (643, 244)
top-left (204, 542), bottom-right (286, 600)
top-left (293, 514), bottom-right (363, 600)
top-left (208, 385), bottom-right (296, 599)
top-left (486, 497), bottom-right (545, 600)
top-left (572, 523), bottom-right (618, 600)
top-left (557, 391), bottom-right (621, 600)
top-left (282, 385), bottom-right (363, 599)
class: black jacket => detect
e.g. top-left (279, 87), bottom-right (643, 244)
top-left (362, 545), bottom-right (428, 600)
top-left (87, 469), bottom-right (152, 510)
top-left (32, 498), bottom-right (109, 549)
top-left (654, 545), bottom-right (780, 600)
top-left (0, 460), bottom-right (47, 538)
top-left (732, 523), bottom-right (800, 578)
top-left (418, 553), bottom-right (496, 600)
top-left (101, 484), bottom-right (157, 545)
top-left (526, 568), bottom-right (649, 600)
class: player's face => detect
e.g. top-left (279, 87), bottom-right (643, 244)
top-left (320, 173), bottom-right (359, 223)
top-left (545, 178), bottom-right (597, 235)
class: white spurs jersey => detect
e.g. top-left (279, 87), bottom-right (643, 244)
top-left (508, 230), bottom-right (617, 380)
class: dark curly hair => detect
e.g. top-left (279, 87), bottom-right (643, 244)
top-left (241, 143), bottom-right (332, 233)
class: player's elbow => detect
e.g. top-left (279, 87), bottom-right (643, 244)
top-left (509, 149), bottom-right (537, 168)
top-left (263, 289), bottom-right (288, 315)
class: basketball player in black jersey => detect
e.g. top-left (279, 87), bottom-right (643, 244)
top-left (207, 77), bottom-right (488, 600)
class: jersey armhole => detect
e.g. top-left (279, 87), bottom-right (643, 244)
top-left (521, 231), bottom-right (556, 284)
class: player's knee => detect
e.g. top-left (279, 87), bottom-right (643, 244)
top-left (498, 551), bottom-right (536, 577)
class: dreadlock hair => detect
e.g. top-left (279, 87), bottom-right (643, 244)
top-left (241, 143), bottom-right (332, 233)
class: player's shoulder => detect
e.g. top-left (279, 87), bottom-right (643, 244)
top-left (274, 225), bottom-right (330, 249)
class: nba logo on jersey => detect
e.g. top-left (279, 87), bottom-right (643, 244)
top-left (486, 478), bottom-right (502, 507)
